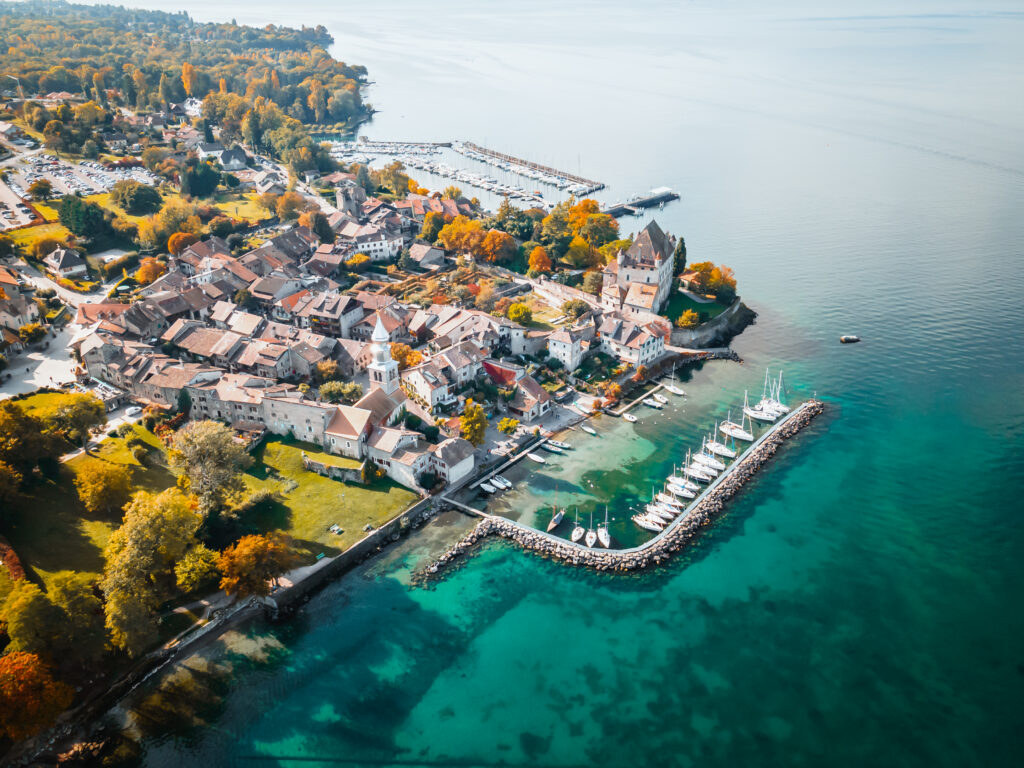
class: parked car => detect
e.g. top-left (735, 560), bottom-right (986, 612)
top-left (124, 406), bottom-right (143, 417)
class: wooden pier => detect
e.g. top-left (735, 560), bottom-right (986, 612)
top-left (602, 188), bottom-right (680, 218)
top-left (461, 141), bottom-right (605, 193)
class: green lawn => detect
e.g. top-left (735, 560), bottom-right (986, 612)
top-left (213, 192), bottom-right (267, 222)
top-left (4, 428), bottom-right (418, 589)
top-left (242, 438), bottom-right (417, 557)
top-left (664, 290), bottom-right (728, 325)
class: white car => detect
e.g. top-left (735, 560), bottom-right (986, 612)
top-left (124, 406), bottom-right (143, 417)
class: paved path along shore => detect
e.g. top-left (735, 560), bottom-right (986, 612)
top-left (417, 399), bottom-right (825, 581)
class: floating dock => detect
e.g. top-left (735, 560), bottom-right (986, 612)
top-left (418, 400), bottom-right (825, 579)
top-left (461, 141), bottom-right (605, 194)
top-left (602, 187), bottom-right (680, 218)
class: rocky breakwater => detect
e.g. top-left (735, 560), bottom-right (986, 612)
top-left (416, 400), bottom-right (825, 582)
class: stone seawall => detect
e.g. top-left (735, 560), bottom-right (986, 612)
top-left (416, 400), bottom-right (824, 582)
top-left (670, 298), bottom-right (757, 349)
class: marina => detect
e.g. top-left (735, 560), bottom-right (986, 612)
top-left (601, 187), bottom-right (681, 217)
top-left (455, 141), bottom-right (604, 195)
top-left (423, 399), bottom-right (825, 577)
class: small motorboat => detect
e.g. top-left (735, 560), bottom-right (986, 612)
top-left (652, 393), bottom-right (668, 404)
top-left (541, 443), bottom-right (564, 453)
top-left (840, 335), bottom-right (861, 344)
top-left (479, 482), bottom-right (497, 494)
top-left (526, 452), bottom-right (547, 464)
top-left (623, 413), bottom-right (638, 423)
top-left (642, 398), bottom-right (663, 409)
top-left (492, 475), bottom-right (512, 489)
top-left (581, 424), bottom-right (598, 435)
top-left (548, 440), bottom-right (572, 449)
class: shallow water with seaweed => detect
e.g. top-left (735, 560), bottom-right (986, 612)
top-left (101, 1), bottom-right (1024, 765)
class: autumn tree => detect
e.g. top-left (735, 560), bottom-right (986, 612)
top-left (181, 62), bottom-right (198, 96)
top-left (565, 235), bottom-right (597, 268)
top-left (18, 323), bottom-right (47, 345)
top-left (135, 257), bottom-right (167, 285)
top-left (0, 652), bottom-right (73, 741)
top-left (319, 380), bottom-right (362, 404)
top-left (1, 580), bottom-right (64, 659)
top-left (101, 489), bottom-right (203, 656)
top-left (441, 185), bottom-right (462, 200)
top-left (28, 179), bottom-right (52, 200)
top-left (497, 417), bottom-right (519, 435)
top-left (0, 459), bottom-right (22, 507)
top-left (73, 459), bottom-right (133, 515)
top-left (47, 393), bottom-right (105, 449)
top-left (298, 210), bottom-right (335, 243)
top-left (315, 359), bottom-right (341, 383)
top-left (480, 229), bottom-right (517, 263)
top-left (390, 343), bottom-right (422, 370)
top-left (437, 215), bottom-right (485, 256)
top-left (562, 298), bottom-right (590, 319)
top-left (582, 271), bottom-right (604, 295)
top-left (168, 420), bottom-right (253, 515)
top-left (675, 309), bottom-right (699, 328)
top-left (276, 190), bottom-right (309, 220)
top-left (506, 302), bottom-right (532, 325)
top-left (0, 401), bottom-right (62, 476)
top-left (217, 532), bottom-right (296, 597)
top-left (527, 245), bottom-right (552, 275)
top-left (540, 201), bottom-right (573, 258)
top-left (421, 211), bottom-right (444, 243)
top-left (578, 212), bottom-right (619, 248)
top-left (460, 400), bottom-right (487, 446)
top-left (346, 252), bottom-right (370, 272)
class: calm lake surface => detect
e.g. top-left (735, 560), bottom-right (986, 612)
top-left (101, 1), bottom-right (1024, 765)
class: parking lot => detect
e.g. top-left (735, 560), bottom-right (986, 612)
top-left (7, 154), bottom-right (160, 201)
top-left (0, 178), bottom-right (35, 229)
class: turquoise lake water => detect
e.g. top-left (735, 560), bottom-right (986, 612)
top-left (98, 1), bottom-right (1024, 765)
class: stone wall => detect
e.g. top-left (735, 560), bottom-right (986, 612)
top-left (670, 298), bottom-right (757, 348)
top-left (302, 454), bottom-right (362, 484)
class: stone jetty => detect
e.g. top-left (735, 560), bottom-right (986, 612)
top-left (416, 399), bottom-right (825, 582)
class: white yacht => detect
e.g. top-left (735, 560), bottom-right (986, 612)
top-left (705, 424), bottom-right (737, 458)
top-left (585, 512), bottom-right (597, 548)
top-left (666, 482), bottom-right (696, 499)
top-left (597, 508), bottom-right (611, 548)
top-left (642, 398), bottom-right (663, 409)
top-left (571, 510), bottom-right (585, 543)
top-left (668, 473), bottom-right (699, 492)
top-left (693, 439), bottom-right (727, 471)
top-left (720, 410), bottom-right (754, 442)
top-left (526, 452), bottom-right (547, 464)
top-left (657, 492), bottom-right (684, 509)
top-left (632, 514), bottom-right (664, 532)
top-left (652, 393), bottom-right (669, 404)
top-left (743, 390), bottom-right (778, 423)
top-left (623, 413), bottom-right (638, 423)
top-left (492, 475), bottom-right (512, 489)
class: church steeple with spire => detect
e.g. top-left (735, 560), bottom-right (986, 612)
top-left (367, 314), bottom-right (399, 395)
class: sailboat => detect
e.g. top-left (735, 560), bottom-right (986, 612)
top-left (705, 423), bottom-right (737, 458)
top-left (743, 389), bottom-right (777, 423)
top-left (664, 365), bottom-right (685, 396)
top-left (585, 511), bottom-right (598, 548)
top-left (632, 514), bottom-right (664, 532)
top-left (598, 507), bottom-right (611, 548)
top-left (571, 510), bottom-right (585, 543)
top-left (693, 438), bottom-right (727, 471)
top-left (667, 468), bottom-right (699, 492)
top-left (767, 371), bottom-right (790, 415)
top-left (666, 482), bottom-right (696, 499)
top-left (657, 492), bottom-right (684, 509)
top-left (546, 487), bottom-right (565, 532)
top-left (720, 409), bottom-right (754, 442)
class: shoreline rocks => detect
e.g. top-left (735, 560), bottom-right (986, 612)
top-left (415, 400), bottom-right (824, 583)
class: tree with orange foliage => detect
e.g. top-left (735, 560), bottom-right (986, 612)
top-left (391, 343), bottom-right (423, 370)
top-left (479, 229), bottom-right (517, 263)
top-left (181, 62), bottom-right (197, 97)
top-left (437, 215), bottom-right (485, 256)
top-left (135, 257), bottom-right (167, 285)
top-left (528, 245), bottom-right (552, 275)
top-left (601, 381), bottom-right (623, 403)
top-left (217, 532), bottom-right (295, 597)
top-left (0, 652), bottom-right (74, 741)
top-left (567, 198), bottom-right (601, 233)
top-left (632, 365), bottom-right (648, 383)
top-left (167, 232), bottom-right (199, 256)
top-left (218, 77), bottom-right (227, 94)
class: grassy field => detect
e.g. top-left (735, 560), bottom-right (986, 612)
top-left (520, 292), bottom-right (565, 330)
top-left (213, 192), bottom-right (267, 222)
top-left (14, 390), bottom-right (78, 417)
top-left (4, 427), bottom-right (417, 589)
top-left (241, 438), bottom-right (417, 557)
top-left (8, 221), bottom-right (72, 249)
top-left (664, 290), bottom-right (728, 324)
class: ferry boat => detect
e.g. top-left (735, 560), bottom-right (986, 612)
top-left (581, 424), bottom-right (598, 435)
top-left (623, 413), bottom-right (638, 423)
top-left (526, 452), bottom-right (547, 464)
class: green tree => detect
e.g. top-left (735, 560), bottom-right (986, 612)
top-left (673, 235), bottom-right (687, 274)
top-left (73, 459), bottom-right (132, 514)
top-left (101, 488), bottom-right (202, 656)
top-left (217, 532), bottom-right (296, 597)
top-left (0, 459), bottom-right (22, 507)
top-left (506, 302), bottom-right (532, 325)
top-left (460, 399), bottom-right (487, 447)
top-left (28, 179), bottom-right (52, 200)
top-left (168, 420), bottom-right (253, 515)
top-left (47, 392), bottom-right (106, 449)
top-left (582, 271), bottom-right (604, 295)
top-left (110, 180), bottom-right (162, 215)
top-left (174, 544), bottom-right (220, 593)
top-left (0, 580), bottom-right (64, 659)
top-left (420, 211), bottom-right (444, 243)
top-left (578, 212), bottom-right (619, 248)
top-left (320, 380), bottom-right (362, 403)
top-left (0, 401), bottom-right (62, 476)
top-left (49, 572), bottom-right (109, 666)
top-left (398, 248), bottom-right (415, 271)
top-left (57, 195), bottom-right (109, 237)
top-left (561, 298), bottom-right (590, 319)
top-left (234, 288), bottom-right (256, 309)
